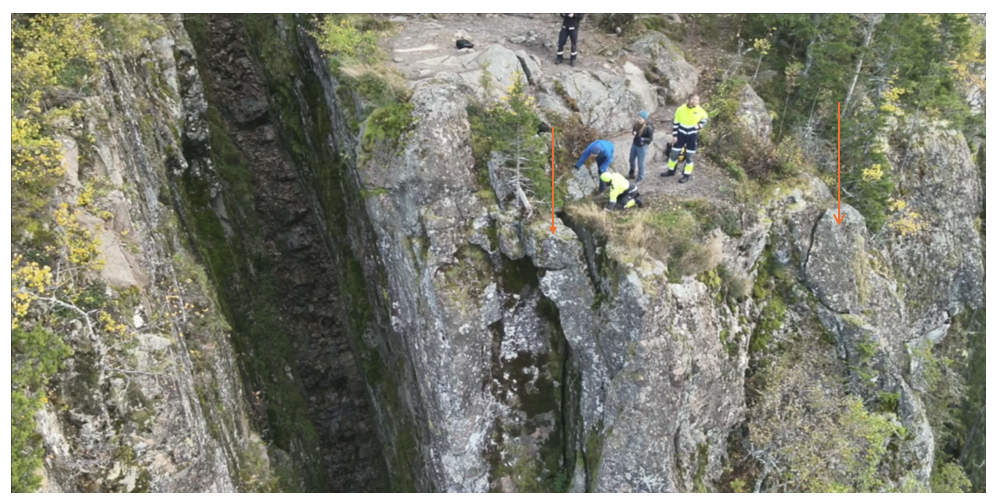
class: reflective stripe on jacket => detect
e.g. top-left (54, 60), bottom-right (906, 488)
top-left (672, 104), bottom-right (709, 136)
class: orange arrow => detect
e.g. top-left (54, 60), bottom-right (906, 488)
top-left (834, 102), bottom-right (845, 225)
top-left (550, 127), bottom-right (557, 234)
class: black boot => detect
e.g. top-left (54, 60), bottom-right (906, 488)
top-left (570, 54), bottom-right (576, 66)
top-left (628, 171), bottom-right (635, 180)
top-left (661, 169), bottom-right (676, 177)
top-left (679, 173), bottom-right (692, 184)
top-left (556, 53), bottom-right (563, 64)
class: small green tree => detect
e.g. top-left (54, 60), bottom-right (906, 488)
top-left (469, 72), bottom-right (556, 216)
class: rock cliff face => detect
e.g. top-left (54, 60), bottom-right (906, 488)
top-left (37, 15), bottom-right (271, 492)
top-left (537, 65), bottom-right (658, 134)
top-left (181, 14), bottom-right (386, 491)
top-left (33, 14), bottom-right (983, 493)
top-left (628, 31), bottom-right (698, 103)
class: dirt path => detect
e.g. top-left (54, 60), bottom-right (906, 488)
top-left (604, 106), bottom-right (735, 203)
top-left (386, 14), bottom-right (628, 81)
top-left (385, 14), bottom-right (738, 207)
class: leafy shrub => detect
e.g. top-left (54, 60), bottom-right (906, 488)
top-left (313, 15), bottom-right (381, 68)
top-left (11, 14), bottom-right (158, 493)
top-left (703, 77), bottom-right (803, 182)
top-left (94, 14), bottom-right (166, 55)
top-left (545, 111), bottom-right (599, 162)
top-left (591, 14), bottom-right (640, 35)
top-left (12, 14), bottom-right (102, 239)
top-left (361, 102), bottom-right (415, 157)
top-left (840, 134), bottom-right (894, 233)
top-left (876, 391), bottom-right (900, 414)
top-left (312, 14), bottom-right (414, 163)
top-left (747, 338), bottom-right (905, 492)
top-left (931, 460), bottom-right (972, 493)
top-left (12, 326), bottom-right (72, 493)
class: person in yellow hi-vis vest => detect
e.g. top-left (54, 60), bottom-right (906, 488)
top-left (600, 172), bottom-right (645, 211)
top-left (662, 94), bottom-right (708, 184)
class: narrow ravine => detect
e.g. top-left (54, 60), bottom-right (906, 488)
top-left (183, 14), bottom-right (386, 491)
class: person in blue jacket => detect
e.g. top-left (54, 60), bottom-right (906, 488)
top-left (574, 139), bottom-right (615, 194)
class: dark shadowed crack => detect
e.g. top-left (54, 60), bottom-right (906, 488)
top-left (186, 14), bottom-right (386, 491)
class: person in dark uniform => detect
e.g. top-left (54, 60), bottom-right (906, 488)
top-left (663, 94), bottom-right (709, 184)
top-left (556, 14), bottom-right (584, 66)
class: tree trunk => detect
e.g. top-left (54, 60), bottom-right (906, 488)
top-left (806, 88), bottom-right (821, 132)
top-left (725, 38), bottom-right (745, 80)
top-left (959, 402), bottom-right (985, 465)
top-left (487, 155), bottom-right (506, 212)
top-left (512, 132), bottom-right (533, 218)
top-left (842, 14), bottom-right (883, 117)
top-left (801, 14), bottom-right (819, 78)
top-left (753, 465), bottom-right (770, 493)
top-left (777, 91), bottom-right (795, 141)
top-left (753, 54), bottom-right (764, 82)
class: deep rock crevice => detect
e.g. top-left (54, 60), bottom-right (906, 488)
top-left (181, 13), bottom-right (387, 491)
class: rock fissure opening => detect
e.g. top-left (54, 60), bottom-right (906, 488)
top-left (181, 13), bottom-right (387, 491)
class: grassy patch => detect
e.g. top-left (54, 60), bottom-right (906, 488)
top-left (553, 81), bottom-right (580, 113)
top-left (716, 264), bottom-right (748, 303)
top-left (566, 198), bottom-right (733, 282)
top-left (361, 102), bottom-right (415, 158)
top-left (747, 241), bottom-right (794, 367)
top-left (311, 14), bottom-right (414, 164)
top-left (693, 443), bottom-right (710, 492)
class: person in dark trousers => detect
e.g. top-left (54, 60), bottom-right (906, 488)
top-left (662, 94), bottom-right (708, 184)
top-left (556, 14), bottom-right (584, 66)
top-left (600, 172), bottom-right (644, 210)
top-left (575, 139), bottom-right (615, 194)
top-left (629, 110), bottom-right (653, 182)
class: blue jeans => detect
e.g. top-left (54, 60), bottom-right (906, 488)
top-left (629, 144), bottom-right (648, 180)
top-left (597, 158), bottom-right (612, 193)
